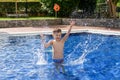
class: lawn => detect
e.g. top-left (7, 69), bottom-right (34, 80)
top-left (0, 0), bottom-right (40, 2)
top-left (0, 17), bottom-right (59, 21)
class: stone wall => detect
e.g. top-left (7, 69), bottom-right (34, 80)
top-left (0, 19), bottom-right (62, 28)
top-left (0, 18), bottom-right (120, 28)
top-left (62, 18), bottom-right (120, 28)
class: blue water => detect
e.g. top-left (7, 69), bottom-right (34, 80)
top-left (0, 33), bottom-right (120, 80)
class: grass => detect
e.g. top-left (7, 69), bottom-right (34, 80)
top-left (0, 17), bottom-right (59, 21)
top-left (0, 0), bottom-right (40, 2)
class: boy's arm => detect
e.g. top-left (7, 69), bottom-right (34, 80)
top-left (40, 34), bottom-right (53, 48)
top-left (44, 40), bottom-right (53, 48)
top-left (61, 21), bottom-right (75, 42)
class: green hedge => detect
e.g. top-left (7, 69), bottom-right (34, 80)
top-left (0, 2), bottom-right (47, 17)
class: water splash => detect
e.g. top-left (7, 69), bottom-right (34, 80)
top-left (35, 39), bottom-right (48, 65)
top-left (35, 50), bottom-right (48, 65)
top-left (35, 19), bottom-right (51, 65)
top-left (67, 34), bottom-right (105, 65)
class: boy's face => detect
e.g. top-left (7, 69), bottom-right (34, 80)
top-left (53, 32), bottom-right (62, 41)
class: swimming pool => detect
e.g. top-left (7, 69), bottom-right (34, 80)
top-left (0, 32), bottom-right (120, 80)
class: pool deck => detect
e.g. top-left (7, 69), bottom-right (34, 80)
top-left (0, 25), bottom-right (120, 35)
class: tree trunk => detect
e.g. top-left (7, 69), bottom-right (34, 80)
top-left (107, 0), bottom-right (118, 18)
top-left (15, 1), bottom-right (18, 14)
top-left (107, 0), bottom-right (113, 17)
top-left (112, 2), bottom-right (117, 18)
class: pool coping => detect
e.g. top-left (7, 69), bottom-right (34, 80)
top-left (0, 25), bottom-right (120, 36)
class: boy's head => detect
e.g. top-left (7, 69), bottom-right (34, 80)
top-left (52, 28), bottom-right (62, 41)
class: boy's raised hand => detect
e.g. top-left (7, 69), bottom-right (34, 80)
top-left (70, 21), bottom-right (75, 26)
top-left (40, 34), bottom-right (45, 40)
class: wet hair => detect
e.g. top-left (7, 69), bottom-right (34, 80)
top-left (53, 28), bottom-right (62, 34)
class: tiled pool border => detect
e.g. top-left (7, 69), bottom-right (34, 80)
top-left (1, 27), bottom-right (120, 37)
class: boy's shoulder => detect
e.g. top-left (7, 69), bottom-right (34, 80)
top-left (50, 39), bottom-right (59, 44)
top-left (51, 40), bottom-right (56, 43)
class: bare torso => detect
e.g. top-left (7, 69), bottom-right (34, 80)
top-left (52, 40), bottom-right (64, 59)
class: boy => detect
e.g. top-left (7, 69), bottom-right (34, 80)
top-left (40, 21), bottom-right (75, 73)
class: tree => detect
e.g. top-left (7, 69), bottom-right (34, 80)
top-left (107, 0), bottom-right (119, 18)
top-left (79, 0), bottom-right (97, 17)
top-left (40, 0), bottom-right (97, 18)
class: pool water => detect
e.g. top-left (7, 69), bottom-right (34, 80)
top-left (0, 33), bottom-right (120, 80)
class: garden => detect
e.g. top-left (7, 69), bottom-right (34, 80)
top-left (0, 0), bottom-right (120, 18)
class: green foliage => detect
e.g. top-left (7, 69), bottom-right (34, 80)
top-left (97, 0), bottom-right (105, 3)
top-left (41, 0), bottom-right (97, 17)
top-left (1, 0), bottom-right (120, 18)
top-left (40, 0), bottom-right (78, 17)
top-left (0, 2), bottom-right (45, 17)
top-left (79, 0), bottom-right (97, 12)
top-left (117, 0), bottom-right (120, 6)
top-left (0, 2), bottom-right (15, 17)
top-left (26, 2), bottom-right (42, 16)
